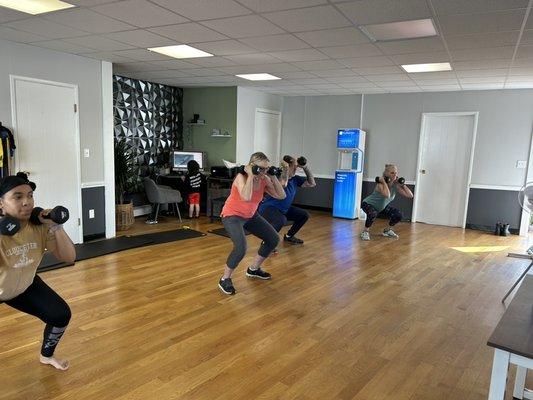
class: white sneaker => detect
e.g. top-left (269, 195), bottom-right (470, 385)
top-left (382, 228), bottom-right (399, 239)
top-left (360, 231), bottom-right (370, 241)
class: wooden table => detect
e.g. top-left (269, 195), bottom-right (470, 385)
top-left (487, 275), bottom-right (533, 399)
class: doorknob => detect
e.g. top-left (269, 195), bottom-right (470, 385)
top-left (420, 169), bottom-right (426, 174)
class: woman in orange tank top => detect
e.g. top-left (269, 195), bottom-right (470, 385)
top-left (218, 152), bottom-right (286, 295)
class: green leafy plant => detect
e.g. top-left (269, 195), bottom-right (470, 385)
top-left (114, 140), bottom-right (138, 204)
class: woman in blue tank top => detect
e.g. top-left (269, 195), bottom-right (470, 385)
top-left (360, 164), bottom-right (413, 241)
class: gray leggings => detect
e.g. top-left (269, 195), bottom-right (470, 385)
top-left (222, 213), bottom-right (280, 269)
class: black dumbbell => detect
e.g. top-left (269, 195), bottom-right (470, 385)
top-left (234, 165), bottom-right (261, 175)
top-left (375, 176), bottom-right (391, 183)
top-left (267, 166), bottom-right (282, 177)
top-left (30, 206), bottom-right (69, 225)
top-left (397, 177), bottom-right (405, 185)
top-left (297, 156), bottom-right (307, 167)
top-left (0, 216), bottom-right (20, 236)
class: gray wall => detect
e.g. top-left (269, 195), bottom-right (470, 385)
top-left (362, 90), bottom-right (533, 185)
top-left (281, 94), bottom-right (362, 177)
top-left (466, 188), bottom-right (521, 233)
top-left (0, 39), bottom-right (105, 184)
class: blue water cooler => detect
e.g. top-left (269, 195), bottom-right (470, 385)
top-left (332, 128), bottom-right (366, 219)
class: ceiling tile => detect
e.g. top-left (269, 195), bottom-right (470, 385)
top-left (365, 74), bottom-right (412, 82)
top-left (147, 59), bottom-right (199, 69)
top-left (506, 75), bottom-right (533, 81)
top-left (45, 8), bottom-right (136, 34)
top-left (291, 59), bottom-right (345, 70)
top-left (193, 40), bottom-right (256, 55)
top-left (263, 5), bottom-right (351, 32)
top-left (439, 10), bottom-right (524, 35)
top-left (338, 56), bottom-right (395, 68)
top-left (505, 82), bottom-right (533, 88)
top-left (0, 7), bottom-right (29, 23)
top-left (295, 27), bottom-right (369, 47)
top-left (236, 0), bottom-right (326, 12)
top-left (374, 80), bottom-right (418, 87)
top-left (338, 82), bottom-right (379, 89)
top-left (216, 63), bottom-right (300, 74)
top-left (461, 83), bottom-right (505, 89)
top-left (336, 0), bottom-right (431, 25)
top-left (446, 31), bottom-right (520, 50)
top-left (290, 78), bottom-right (330, 84)
top-left (0, 27), bottom-right (46, 43)
top-left (30, 40), bottom-right (95, 54)
top-left (268, 48), bottom-right (329, 62)
top-left (5, 18), bottom-right (89, 39)
top-left (239, 34), bottom-right (310, 51)
top-left (352, 66), bottom-right (404, 75)
top-left (312, 69), bottom-right (361, 77)
top-left (419, 84), bottom-right (461, 91)
top-left (451, 46), bottom-right (515, 61)
top-left (459, 77), bottom-right (506, 83)
top-left (85, 52), bottom-right (138, 63)
top-left (64, 35), bottom-right (135, 51)
top-left (149, 23), bottom-right (227, 43)
top-left (389, 52), bottom-right (450, 64)
top-left (114, 48), bottom-right (172, 61)
top-left (324, 76), bottom-right (369, 83)
top-left (376, 37), bottom-right (445, 55)
top-left (184, 57), bottom-right (237, 67)
top-left (181, 68), bottom-right (228, 76)
top-left (67, 0), bottom-right (118, 5)
top-left (410, 78), bottom-right (459, 85)
top-left (519, 30), bottom-right (533, 45)
top-left (452, 59), bottom-right (512, 70)
top-left (112, 61), bottom-right (161, 71)
top-left (515, 45), bottom-right (533, 58)
top-left (136, 70), bottom-right (196, 79)
top-left (511, 57), bottom-right (533, 66)
top-left (202, 15), bottom-right (285, 38)
top-left (432, 0), bottom-right (528, 15)
top-left (92, 0), bottom-right (188, 28)
top-left (275, 71), bottom-right (318, 79)
top-left (150, 0), bottom-right (251, 20)
top-left (319, 43), bottom-right (383, 58)
top-left (224, 53), bottom-right (283, 64)
top-left (104, 30), bottom-right (176, 47)
top-left (508, 67), bottom-right (533, 75)
top-left (407, 71), bottom-right (457, 80)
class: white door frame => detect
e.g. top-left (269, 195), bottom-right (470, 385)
top-left (519, 127), bottom-right (533, 236)
top-left (254, 108), bottom-right (282, 163)
top-left (9, 75), bottom-right (83, 243)
top-left (412, 111), bottom-right (479, 229)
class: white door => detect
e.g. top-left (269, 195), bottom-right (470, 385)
top-left (254, 108), bottom-right (281, 165)
top-left (11, 76), bottom-right (82, 243)
top-left (414, 113), bottom-right (477, 227)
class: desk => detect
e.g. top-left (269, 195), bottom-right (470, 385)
top-left (487, 275), bottom-right (533, 399)
top-left (156, 174), bottom-right (207, 213)
top-left (206, 176), bottom-right (233, 220)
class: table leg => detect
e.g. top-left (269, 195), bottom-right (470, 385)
top-left (488, 349), bottom-right (510, 400)
top-left (513, 366), bottom-right (527, 399)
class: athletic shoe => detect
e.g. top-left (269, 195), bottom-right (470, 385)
top-left (218, 278), bottom-right (236, 295)
top-left (284, 234), bottom-right (304, 244)
top-left (246, 267), bottom-right (271, 280)
top-left (382, 228), bottom-right (399, 239)
top-left (360, 231), bottom-right (370, 241)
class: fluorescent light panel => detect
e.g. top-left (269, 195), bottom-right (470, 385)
top-left (402, 62), bottom-right (452, 73)
top-left (236, 73), bottom-right (281, 81)
top-left (361, 18), bottom-right (437, 41)
top-left (148, 45), bottom-right (213, 59)
top-left (0, 0), bottom-right (74, 14)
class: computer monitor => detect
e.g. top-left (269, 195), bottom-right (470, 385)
top-left (171, 150), bottom-right (204, 171)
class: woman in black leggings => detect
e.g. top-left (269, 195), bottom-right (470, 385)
top-left (0, 173), bottom-right (76, 370)
top-left (218, 152), bottom-right (286, 295)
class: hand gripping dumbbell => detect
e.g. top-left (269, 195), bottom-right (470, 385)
top-left (235, 165), bottom-right (261, 175)
top-left (375, 176), bottom-right (391, 184)
top-left (30, 206), bottom-right (70, 225)
top-left (297, 156), bottom-right (307, 167)
top-left (267, 166), bottom-right (282, 177)
top-left (397, 177), bottom-right (405, 185)
top-left (0, 216), bottom-right (20, 236)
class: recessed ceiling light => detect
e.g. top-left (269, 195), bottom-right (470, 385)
top-left (148, 45), bottom-right (213, 59)
top-left (236, 73), bottom-right (281, 81)
top-left (401, 62), bottom-right (452, 73)
top-left (360, 18), bottom-right (437, 42)
top-left (0, 0), bottom-right (74, 14)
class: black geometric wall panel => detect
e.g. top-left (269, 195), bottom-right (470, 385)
top-left (113, 75), bottom-right (183, 179)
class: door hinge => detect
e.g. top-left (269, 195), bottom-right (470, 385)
top-left (78, 218), bottom-right (81, 226)
top-left (74, 104), bottom-right (78, 113)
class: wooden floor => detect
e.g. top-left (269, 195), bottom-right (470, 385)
top-left (1, 212), bottom-right (532, 400)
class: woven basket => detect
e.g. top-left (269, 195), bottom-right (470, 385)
top-left (116, 202), bottom-right (134, 231)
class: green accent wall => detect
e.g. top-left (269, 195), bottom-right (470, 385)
top-left (183, 87), bottom-right (237, 167)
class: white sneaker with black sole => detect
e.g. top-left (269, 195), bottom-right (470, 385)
top-left (382, 228), bottom-right (399, 239)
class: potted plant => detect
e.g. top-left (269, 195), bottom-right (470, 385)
top-left (114, 140), bottom-right (137, 230)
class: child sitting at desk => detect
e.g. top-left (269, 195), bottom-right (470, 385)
top-left (182, 160), bottom-right (202, 218)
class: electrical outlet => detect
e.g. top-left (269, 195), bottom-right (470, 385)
top-left (84, 148), bottom-right (90, 158)
top-left (89, 209), bottom-right (95, 219)
top-left (516, 160), bottom-right (527, 169)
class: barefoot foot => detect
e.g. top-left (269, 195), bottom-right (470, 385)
top-left (40, 355), bottom-right (69, 371)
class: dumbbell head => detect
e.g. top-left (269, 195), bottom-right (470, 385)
top-left (375, 176), bottom-right (391, 183)
top-left (0, 216), bottom-right (20, 236)
top-left (235, 165), bottom-right (261, 176)
top-left (267, 166), bottom-right (282, 177)
top-left (297, 156), bottom-right (307, 167)
top-left (30, 206), bottom-right (69, 225)
top-left (397, 177), bottom-right (405, 185)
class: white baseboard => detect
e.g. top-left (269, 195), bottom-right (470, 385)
top-left (134, 205), bottom-right (152, 217)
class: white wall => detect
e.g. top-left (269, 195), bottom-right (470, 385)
top-left (0, 39), bottom-right (105, 185)
top-left (281, 94), bottom-right (362, 177)
top-left (236, 87), bottom-right (283, 164)
top-left (362, 90), bottom-right (533, 186)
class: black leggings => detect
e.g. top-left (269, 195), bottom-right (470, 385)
top-left (260, 206), bottom-right (309, 236)
top-left (4, 275), bottom-right (71, 357)
top-left (222, 213), bottom-right (279, 269)
top-left (361, 202), bottom-right (402, 229)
